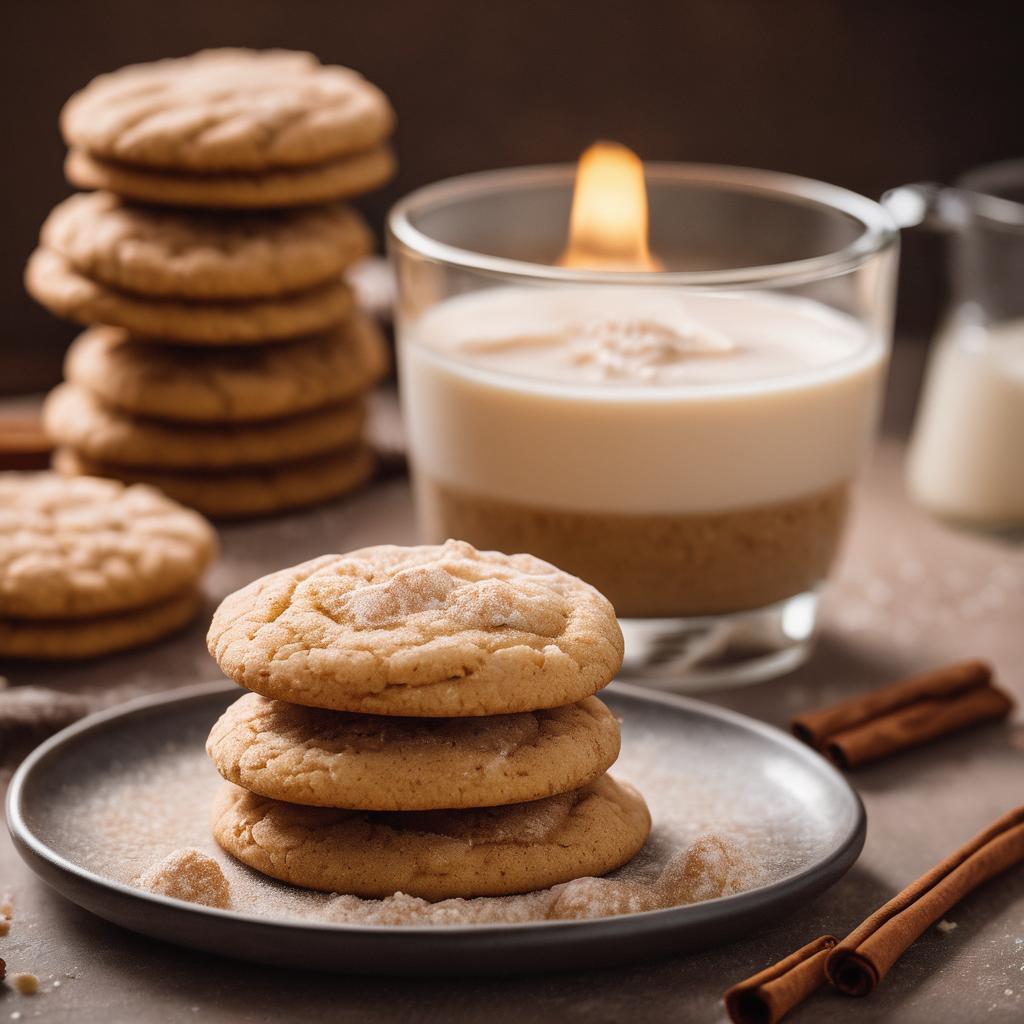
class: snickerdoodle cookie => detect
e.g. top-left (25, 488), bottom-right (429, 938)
top-left (64, 318), bottom-right (387, 423)
top-left (44, 383), bottom-right (364, 470)
top-left (212, 774), bottom-right (650, 899)
top-left (55, 445), bottom-right (375, 520)
top-left (61, 49), bottom-right (394, 173)
top-left (207, 692), bottom-right (621, 810)
top-left (41, 192), bottom-right (372, 299)
top-left (0, 472), bottom-right (215, 619)
top-left (65, 145), bottom-right (396, 210)
top-left (0, 588), bottom-right (201, 660)
top-left (26, 247), bottom-right (354, 344)
top-left (207, 540), bottom-right (624, 716)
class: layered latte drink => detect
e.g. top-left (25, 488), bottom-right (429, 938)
top-left (400, 287), bottom-right (885, 619)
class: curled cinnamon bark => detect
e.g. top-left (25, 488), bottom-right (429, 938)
top-left (792, 660), bottom-right (1014, 768)
top-left (826, 805), bottom-right (1024, 996)
top-left (724, 935), bottom-right (836, 1024)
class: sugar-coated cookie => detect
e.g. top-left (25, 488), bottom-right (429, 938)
top-left (0, 472), bottom-right (215, 619)
top-left (42, 192), bottom-right (372, 299)
top-left (64, 318), bottom-right (387, 423)
top-left (212, 774), bottom-right (651, 899)
top-left (61, 49), bottom-right (394, 173)
top-left (0, 587), bottom-right (201, 660)
top-left (26, 248), bottom-right (354, 345)
top-left (44, 384), bottom-right (364, 471)
top-left (55, 445), bottom-right (375, 520)
top-left (207, 692), bottom-right (621, 810)
top-left (65, 146), bottom-right (396, 210)
top-left (207, 540), bottom-right (624, 716)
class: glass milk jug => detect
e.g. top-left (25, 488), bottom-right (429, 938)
top-left (886, 159), bottom-right (1024, 527)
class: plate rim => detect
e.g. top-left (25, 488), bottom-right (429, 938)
top-left (6, 678), bottom-right (866, 941)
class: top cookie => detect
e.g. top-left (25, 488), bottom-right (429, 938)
top-left (62, 49), bottom-right (395, 172)
top-left (207, 540), bottom-right (623, 716)
top-left (41, 192), bottom-right (372, 299)
top-left (0, 472), bottom-right (216, 619)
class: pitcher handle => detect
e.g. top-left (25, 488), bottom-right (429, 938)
top-left (881, 182), bottom-right (967, 231)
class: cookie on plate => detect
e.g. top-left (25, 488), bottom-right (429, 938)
top-left (44, 383), bottom-right (365, 470)
top-left (65, 145), bottom-right (396, 210)
top-left (26, 247), bottom-right (354, 344)
top-left (64, 318), bottom-right (387, 423)
top-left (61, 49), bottom-right (394, 173)
top-left (41, 192), bottom-right (372, 299)
top-left (54, 445), bottom-right (375, 520)
top-left (212, 774), bottom-right (651, 899)
top-left (0, 472), bottom-right (215, 619)
top-left (207, 691), bottom-right (621, 810)
top-left (207, 539), bottom-right (624, 716)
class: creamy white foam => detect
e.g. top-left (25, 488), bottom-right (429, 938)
top-left (399, 288), bottom-right (886, 514)
top-left (908, 316), bottom-right (1024, 525)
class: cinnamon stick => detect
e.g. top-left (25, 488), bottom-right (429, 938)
top-left (826, 804), bottom-right (1024, 996)
top-left (0, 414), bottom-right (53, 471)
top-left (724, 935), bottom-right (836, 1024)
top-left (792, 660), bottom-right (1014, 768)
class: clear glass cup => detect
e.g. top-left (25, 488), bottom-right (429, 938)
top-left (388, 164), bottom-right (898, 690)
top-left (887, 160), bottom-right (1024, 529)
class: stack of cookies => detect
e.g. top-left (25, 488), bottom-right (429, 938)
top-left (26, 49), bottom-right (394, 519)
top-left (0, 473), bottom-right (216, 660)
top-left (205, 540), bottom-right (651, 899)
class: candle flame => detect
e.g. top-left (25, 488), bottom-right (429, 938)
top-left (560, 141), bottom-right (661, 271)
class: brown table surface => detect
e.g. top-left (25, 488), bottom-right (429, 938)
top-left (1, 347), bottom-right (1022, 1023)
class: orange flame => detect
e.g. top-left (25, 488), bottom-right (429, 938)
top-left (560, 141), bottom-right (661, 271)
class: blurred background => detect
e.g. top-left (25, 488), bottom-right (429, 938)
top-left (2, 0), bottom-right (1022, 393)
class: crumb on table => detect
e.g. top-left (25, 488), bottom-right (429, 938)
top-left (11, 972), bottom-right (39, 995)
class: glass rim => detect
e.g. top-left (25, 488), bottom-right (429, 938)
top-left (387, 162), bottom-right (898, 288)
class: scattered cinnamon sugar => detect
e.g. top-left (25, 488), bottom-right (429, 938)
top-left (138, 848), bottom-right (230, 909)
top-left (319, 832), bottom-right (753, 926)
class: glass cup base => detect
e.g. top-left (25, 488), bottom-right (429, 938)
top-left (618, 589), bottom-right (821, 693)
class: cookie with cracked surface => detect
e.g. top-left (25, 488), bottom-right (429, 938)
top-left (41, 192), bottom-right (372, 299)
top-left (207, 539), bottom-right (624, 716)
top-left (64, 318), bottom-right (387, 423)
top-left (44, 383), bottom-right (364, 471)
top-left (25, 248), bottom-right (354, 344)
top-left (55, 444), bottom-right (375, 520)
top-left (0, 586), bottom-right (201, 660)
top-left (212, 773), bottom-right (650, 899)
top-left (65, 145), bottom-right (396, 210)
top-left (0, 472), bottom-right (215, 619)
top-left (62, 49), bottom-right (394, 173)
top-left (207, 692), bottom-right (621, 810)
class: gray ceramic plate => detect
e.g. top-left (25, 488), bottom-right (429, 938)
top-left (7, 681), bottom-right (864, 975)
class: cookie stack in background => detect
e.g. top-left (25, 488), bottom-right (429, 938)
top-left (205, 541), bottom-right (652, 899)
top-left (0, 473), bottom-right (216, 660)
top-left (25, 49), bottom-right (394, 519)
